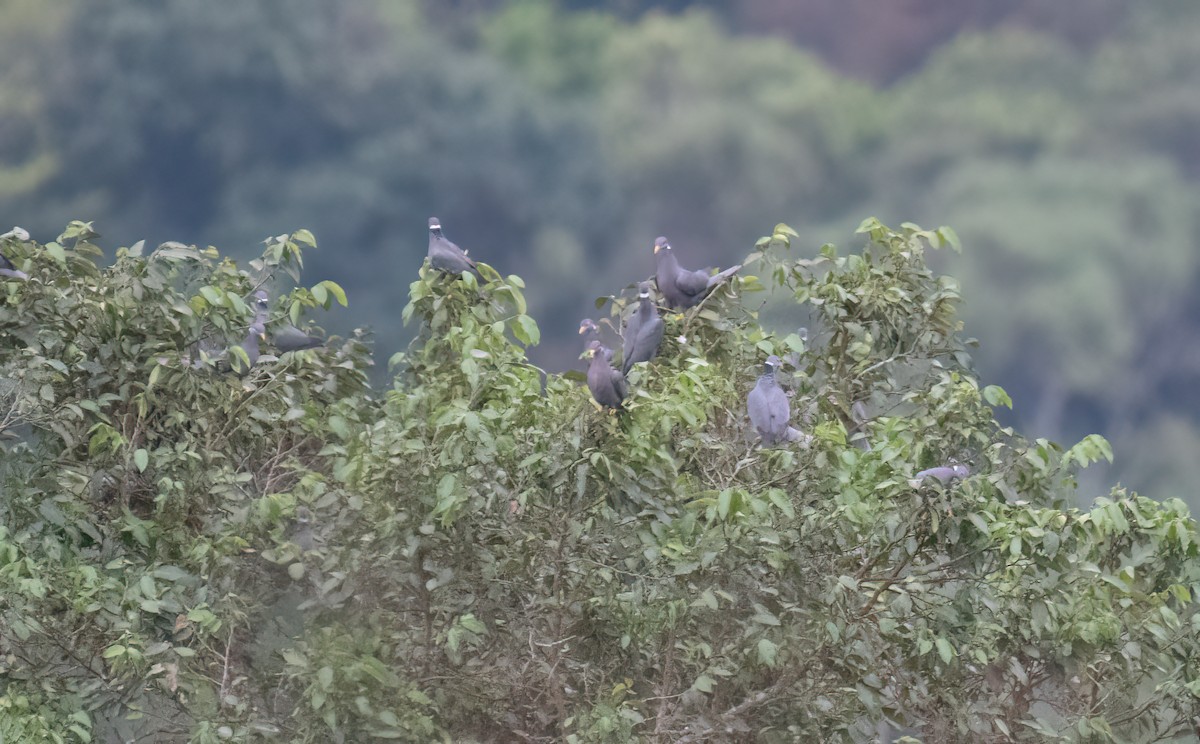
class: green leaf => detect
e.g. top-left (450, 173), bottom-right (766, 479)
top-left (199, 286), bottom-right (223, 306)
top-left (757, 638), bottom-right (778, 667)
top-left (513, 315), bottom-right (540, 346)
top-left (751, 611), bottom-right (780, 627)
top-left (983, 385), bottom-right (1012, 409)
top-left (319, 280), bottom-right (348, 307)
top-left (292, 228), bottom-right (317, 248)
top-left (717, 489), bottom-right (732, 520)
top-left (773, 223), bottom-right (799, 238)
top-left (45, 242), bottom-right (67, 263)
top-left (134, 448), bottom-right (149, 473)
top-left (937, 225), bottom-right (962, 252)
top-left (967, 513), bottom-right (989, 535)
top-left (152, 566), bottom-right (190, 582)
top-left (935, 637), bottom-right (955, 664)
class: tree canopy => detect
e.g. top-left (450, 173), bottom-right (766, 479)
top-left (0, 219), bottom-right (1197, 742)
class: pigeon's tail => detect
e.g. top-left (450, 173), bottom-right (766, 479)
top-left (707, 264), bottom-right (742, 288)
top-left (290, 339), bottom-right (325, 351)
top-left (784, 427), bottom-right (813, 448)
top-left (0, 269), bottom-right (28, 281)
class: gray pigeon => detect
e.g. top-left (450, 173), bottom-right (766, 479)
top-left (908, 464), bottom-right (970, 488)
top-left (253, 290), bottom-right (324, 352)
top-left (273, 324), bottom-right (324, 352)
top-left (0, 249), bottom-right (28, 281)
top-left (653, 236), bottom-right (741, 309)
top-left (747, 355), bottom-right (807, 446)
top-left (621, 282), bottom-right (664, 375)
top-left (585, 339), bottom-right (627, 410)
top-left (252, 290), bottom-right (270, 325)
top-left (219, 322), bottom-right (266, 375)
top-left (578, 318), bottom-right (601, 341)
top-left (579, 319), bottom-right (619, 363)
top-left (428, 217), bottom-right (483, 279)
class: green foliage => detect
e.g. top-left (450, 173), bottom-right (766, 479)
top-left (6, 217), bottom-right (1195, 741)
top-left (5, 0), bottom-right (1200, 504)
top-left (0, 224), bottom-right (372, 742)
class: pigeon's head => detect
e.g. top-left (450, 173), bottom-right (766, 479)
top-left (763, 355), bottom-right (783, 374)
top-left (253, 290), bottom-right (269, 311)
top-left (653, 236), bottom-right (671, 255)
top-left (249, 322), bottom-right (267, 340)
top-left (578, 318), bottom-right (600, 336)
top-left (585, 339), bottom-right (612, 361)
top-left (637, 281), bottom-right (653, 299)
top-left (428, 217), bottom-right (442, 234)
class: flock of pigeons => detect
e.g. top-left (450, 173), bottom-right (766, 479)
top-left (203, 289), bottom-right (325, 374)
top-left (427, 216), bottom-right (804, 447)
top-left (0, 220), bottom-right (970, 476)
top-left (428, 215), bottom-right (972, 487)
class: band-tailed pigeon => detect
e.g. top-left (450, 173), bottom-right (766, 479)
top-left (585, 339), bottom-right (627, 410)
top-left (428, 217), bottom-right (483, 279)
top-left (653, 236), bottom-right (740, 309)
top-left (253, 290), bottom-right (324, 352)
top-left (0, 249), bottom-right (28, 280)
top-left (747, 355), bottom-right (807, 445)
top-left (621, 282), bottom-right (664, 375)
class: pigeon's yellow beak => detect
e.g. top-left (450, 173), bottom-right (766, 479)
top-left (653, 242), bottom-right (662, 254)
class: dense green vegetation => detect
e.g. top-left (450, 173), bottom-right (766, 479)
top-left (0, 220), bottom-right (1196, 742)
top-left (0, 0), bottom-right (1197, 506)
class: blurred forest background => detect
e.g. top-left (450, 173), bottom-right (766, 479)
top-left (2, 0), bottom-right (1198, 509)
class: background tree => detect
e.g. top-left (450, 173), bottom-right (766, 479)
top-left (1, 0), bottom-right (1199, 507)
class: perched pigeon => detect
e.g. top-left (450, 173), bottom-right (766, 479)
top-left (252, 290), bottom-right (270, 325)
top-left (273, 324), bottom-right (324, 352)
top-left (621, 282), bottom-right (664, 375)
top-left (219, 322), bottom-right (266, 375)
top-left (427, 217), bottom-right (482, 279)
top-left (585, 339), bottom-right (627, 410)
top-left (653, 236), bottom-right (740, 309)
top-left (0, 249), bottom-right (28, 280)
top-left (578, 318), bottom-right (601, 341)
top-left (747, 355), bottom-right (807, 446)
top-left (253, 290), bottom-right (324, 352)
top-left (908, 464), bottom-right (970, 488)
